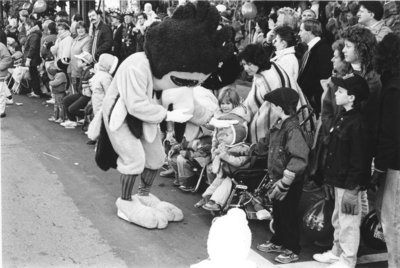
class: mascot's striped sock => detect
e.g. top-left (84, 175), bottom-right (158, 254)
top-left (138, 168), bottom-right (158, 196)
top-left (120, 174), bottom-right (137, 200)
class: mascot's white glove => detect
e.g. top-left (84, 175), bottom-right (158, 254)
top-left (209, 117), bottom-right (239, 128)
top-left (269, 170), bottom-right (295, 201)
top-left (166, 109), bottom-right (193, 123)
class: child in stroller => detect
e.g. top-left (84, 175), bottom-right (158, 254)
top-left (194, 113), bottom-right (251, 211)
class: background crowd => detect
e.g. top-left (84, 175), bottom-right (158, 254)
top-left (0, 1), bottom-right (399, 267)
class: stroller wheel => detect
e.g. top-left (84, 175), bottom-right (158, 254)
top-left (269, 219), bottom-right (275, 234)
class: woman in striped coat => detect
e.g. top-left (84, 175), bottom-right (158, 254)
top-left (233, 44), bottom-right (313, 144)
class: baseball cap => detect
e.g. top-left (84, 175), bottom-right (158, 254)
top-left (264, 87), bottom-right (299, 113)
top-left (331, 73), bottom-right (370, 102)
top-left (75, 51), bottom-right (93, 65)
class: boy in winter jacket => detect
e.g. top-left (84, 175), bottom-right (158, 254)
top-left (47, 62), bottom-right (67, 123)
top-left (313, 74), bottom-right (370, 268)
top-left (89, 53), bottom-right (118, 116)
top-left (255, 87), bottom-right (309, 264)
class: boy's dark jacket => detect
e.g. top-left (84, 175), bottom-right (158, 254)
top-left (324, 108), bottom-right (370, 189)
top-left (254, 116), bottom-right (309, 182)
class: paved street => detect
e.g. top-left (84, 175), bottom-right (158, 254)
top-left (1, 94), bottom-right (387, 268)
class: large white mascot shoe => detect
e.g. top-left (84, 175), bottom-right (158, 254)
top-left (134, 193), bottom-right (184, 222)
top-left (116, 196), bottom-right (168, 229)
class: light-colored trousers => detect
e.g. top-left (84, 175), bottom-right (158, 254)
top-left (331, 187), bottom-right (362, 268)
top-left (202, 177), bottom-right (232, 206)
top-left (376, 169), bottom-right (400, 268)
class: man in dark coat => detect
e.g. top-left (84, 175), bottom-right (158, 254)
top-left (88, 9), bottom-right (113, 62)
top-left (24, 17), bottom-right (43, 98)
top-left (297, 19), bottom-right (333, 116)
top-left (110, 12), bottom-right (124, 63)
top-left (121, 12), bottom-right (136, 61)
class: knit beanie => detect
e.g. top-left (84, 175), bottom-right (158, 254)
top-left (144, 1), bottom-right (234, 79)
top-left (218, 113), bottom-right (248, 145)
top-left (264, 87), bottom-right (299, 114)
top-left (47, 62), bottom-right (58, 76)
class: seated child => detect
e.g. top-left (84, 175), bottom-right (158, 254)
top-left (61, 51), bottom-right (94, 129)
top-left (313, 74), bottom-right (370, 268)
top-left (47, 62), bottom-right (67, 123)
top-left (255, 87), bottom-right (309, 264)
top-left (176, 127), bottom-right (213, 191)
top-left (196, 113), bottom-right (250, 211)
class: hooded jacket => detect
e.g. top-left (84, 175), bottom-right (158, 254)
top-left (90, 53), bottom-right (118, 115)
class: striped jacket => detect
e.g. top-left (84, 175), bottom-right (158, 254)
top-left (232, 62), bottom-right (312, 144)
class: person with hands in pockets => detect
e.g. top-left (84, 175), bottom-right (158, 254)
top-left (313, 74), bottom-right (371, 268)
top-left (253, 87), bottom-right (310, 264)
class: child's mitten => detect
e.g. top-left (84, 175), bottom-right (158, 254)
top-left (269, 170), bottom-right (295, 201)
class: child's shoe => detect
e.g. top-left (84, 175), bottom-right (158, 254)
top-left (55, 118), bottom-right (63, 124)
top-left (256, 241), bottom-right (285, 253)
top-left (63, 120), bottom-right (78, 128)
top-left (194, 198), bottom-right (207, 208)
top-left (202, 200), bottom-right (221, 211)
top-left (179, 185), bottom-right (194, 192)
top-left (46, 98), bottom-right (55, 104)
top-left (313, 251), bottom-right (339, 264)
top-left (6, 98), bottom-right (14, 105)
top-left (48, 116), bottom-right (56, 122)
top-left (275, 249), bottom-right (299, 264)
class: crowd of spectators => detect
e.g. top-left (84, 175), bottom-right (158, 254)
top-left (0, 1), bottom-right (399, 267)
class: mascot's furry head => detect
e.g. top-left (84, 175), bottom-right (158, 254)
top-left (145, 1), bottom-right (234, 90)
top-left (145, 1), bottom-right (233, 142)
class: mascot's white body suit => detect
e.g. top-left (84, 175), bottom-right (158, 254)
top-left (91, 1), bottom-right (235, 229)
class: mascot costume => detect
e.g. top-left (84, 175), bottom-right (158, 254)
top-left (89, 1), bottom-right (235, 229)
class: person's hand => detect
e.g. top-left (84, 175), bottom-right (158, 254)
top-left (369, 169), bottom-right (386, 192)
top-left (24, 58), bottom-right (31, 67)
top-left (341, 189), bottom-right (359, 215)
top-left (209, 117), bottom-right (239, 128)
top-left (165, 131), bottom-right (176, 143)
top-left (323, 184), bottom-right (335, 200)
top-left (269, 179), bottom-right (290, 201)
top-left (269, 173), bottom-right (294, 201)
top-left (166, 109), bottom-right (193, 123)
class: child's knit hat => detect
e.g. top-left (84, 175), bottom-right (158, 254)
top-left (47, 62), bottom-right (58, 76)
top-left (218, 113), bottom-right (248, 145)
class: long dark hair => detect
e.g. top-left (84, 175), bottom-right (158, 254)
top-left (238, 44), bottom-right (271, 72)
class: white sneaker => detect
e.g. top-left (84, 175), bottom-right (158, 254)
top-left (64, 121), bottom-right (78, 128)
top-left (6, 98), bottom-right (14, 105)
top-left (28, 92), bottom-right (40, 98)
top-left (46, 98), bottom-right (55, 104)
top-left (313, 251), bottom-right (340, 264)
top-left (60, 120), bottom-right (71, 126)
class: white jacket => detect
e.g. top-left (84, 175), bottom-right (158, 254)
top-left (270, 46), bottom-right (299, 80)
